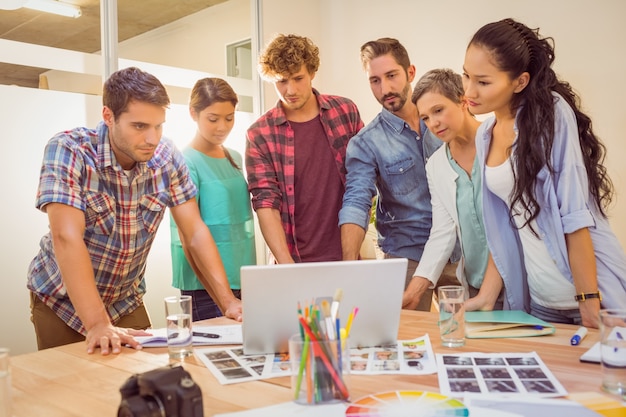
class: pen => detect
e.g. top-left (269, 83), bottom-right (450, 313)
top-left (570, 326), bottom-right (588, 345)
top-left (192, 331), bottom-right (220, 339)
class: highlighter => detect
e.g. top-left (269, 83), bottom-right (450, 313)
top-left (570, 326), bottom-right (588, 345)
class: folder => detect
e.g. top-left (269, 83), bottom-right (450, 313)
top-left (465, 310), bottom-right (555, 338)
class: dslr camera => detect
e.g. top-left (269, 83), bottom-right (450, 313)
top-left (118, 364), bottom-right (203, 417)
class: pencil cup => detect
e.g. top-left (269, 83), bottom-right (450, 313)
top-left (288, 334), bottom-right (351, 405)
top-left (164, 295), bottom-right (193, 360)
top-left (0, 348), bottom-right (11, 417)
top-left (438, 286), bottom-right (465, 348)
top-left (599, 309), bottom-right (626, 399)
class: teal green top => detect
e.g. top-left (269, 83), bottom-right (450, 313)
top-left (447, 146), bottom-right (488, 289)
top-left (170, 147), bottom-right (256, 290)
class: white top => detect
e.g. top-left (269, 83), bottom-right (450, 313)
top-left (485, 159), bottom-right (576, 309)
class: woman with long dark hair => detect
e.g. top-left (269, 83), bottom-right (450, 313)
top-left (463, 18), bottom-right (626, 327)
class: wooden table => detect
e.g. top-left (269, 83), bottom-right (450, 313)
top-left (9, 310), bottom-right (604, 416)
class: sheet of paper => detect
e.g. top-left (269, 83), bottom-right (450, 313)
top-left (465, 395), bottom-right (603, 416)
top-left (348, 334), bottom-right (437, 375)
top-left (436, 351), bottom-right (568, 397)
top-left (196, 334), bottom-right (437, 385)
top-left (135, 324), bottom-right (242, 347)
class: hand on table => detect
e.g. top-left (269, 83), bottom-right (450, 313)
top-left (402, 276), bottom-right (431, 310)
top-left (85, 323), bottom-right (151, 355)
top-left (223, 298), bottom-right (243, 322)
top-left (579, 299), bottom-right (600, 329)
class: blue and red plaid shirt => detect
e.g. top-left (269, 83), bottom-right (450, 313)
top-left (27, 121), bottom-right (196, 334)
top-left (245, 90), bottom-right (363, 261)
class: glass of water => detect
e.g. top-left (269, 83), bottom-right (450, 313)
top-left (164, 295), bottom-right (193, 360)
top-left (599, 309), bottom-right (626, 399)
top-left (438, 286), bottom-right (465, 348)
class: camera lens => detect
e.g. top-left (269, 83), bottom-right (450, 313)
top-left (118, 395), bottom-right (165, 417)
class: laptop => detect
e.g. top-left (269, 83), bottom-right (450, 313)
top-left (240, 258), bottom-right (407, 354)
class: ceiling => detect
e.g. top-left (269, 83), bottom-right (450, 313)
top-left (0, 0), bottom-right (228, 88)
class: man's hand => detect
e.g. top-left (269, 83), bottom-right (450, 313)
top-left (402, 276), bottom-right (431, 310)
top-left (85, 323), bottom-right (151, 355)
top-left (223, 298), bottom-right (243, 322)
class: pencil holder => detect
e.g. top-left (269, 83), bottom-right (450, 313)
top-left (288, 333), bottom-right (351, 405)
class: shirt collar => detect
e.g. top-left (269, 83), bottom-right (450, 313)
top-left (272, 88), bottom-right (324, 125)
top-left (379, 107), bottom-right (422, 137)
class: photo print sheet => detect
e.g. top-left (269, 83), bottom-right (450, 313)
top-left (194, 347), bottom-right (290, 385)
top-left (348, 334), bottom-right (437, 375)
top-left (196, 335), bottom-right (437, 385)
top-left (436, 351), bottom-right (567, 397)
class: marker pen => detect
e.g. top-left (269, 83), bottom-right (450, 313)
top-left (570, 326), bottom-right (588, 345)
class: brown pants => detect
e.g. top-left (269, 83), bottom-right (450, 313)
top-left (30, 292), bottom-right (151, 350)
top-left (385, 255), bottom-right (460, 311)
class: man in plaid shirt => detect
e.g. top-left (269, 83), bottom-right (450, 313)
top-left (28, 67), bottom-right (241, 354)
top-left (246, 34), bottom-right (363, 263)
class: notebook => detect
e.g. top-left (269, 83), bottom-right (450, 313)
top-left (240, 258), bottom-right (407, 354)
top-left (465, 310), bottom-right (555, 338)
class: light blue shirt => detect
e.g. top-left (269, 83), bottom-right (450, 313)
top-left (477, 93), bottom-right (626, 310)
top-left (448, 147), bottom-right (488, 289)
top-left (339, 108), bottom-right (442, 260)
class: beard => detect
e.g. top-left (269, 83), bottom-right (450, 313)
top-left (380, 82), bottom-right (411, 113)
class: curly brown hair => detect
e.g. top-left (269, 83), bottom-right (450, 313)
top-left (258, 34), bottom-right (320, 81)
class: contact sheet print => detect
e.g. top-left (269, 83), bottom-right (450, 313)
top-left (436, 351), bottom-right (567, 397)
top-left (195, 347), bottom-right (291, 385)
top-left (195, 335), bottom-right (437, 385)
top-left (348, 334), bottom-right (437, 375)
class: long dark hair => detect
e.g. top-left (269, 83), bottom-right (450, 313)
top-left (469, 18), bottom-right (613, 229)
top-left (190, 77), bottom-right (240, 170)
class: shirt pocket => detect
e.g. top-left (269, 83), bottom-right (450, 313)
top-left (383, 157), bottom-right (416, 195)
top-left (139, 193), bottom-right (169, 234)
top-left (84, 192), bottom-right (115, 235)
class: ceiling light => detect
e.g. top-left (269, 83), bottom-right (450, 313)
top-left (24, 0), bottom-right (82, 18)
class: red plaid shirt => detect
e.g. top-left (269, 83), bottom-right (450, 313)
top-left (245, 90), bottom-right (363, 261)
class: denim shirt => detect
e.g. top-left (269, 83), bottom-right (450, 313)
top-left (339, 108), bottom-right (442, 261)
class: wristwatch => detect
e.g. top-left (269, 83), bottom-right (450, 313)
top-left (574, 291), bottom-right (602, 302)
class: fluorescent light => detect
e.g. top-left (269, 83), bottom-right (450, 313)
top-left (24, 0), bottom-right (81, 18)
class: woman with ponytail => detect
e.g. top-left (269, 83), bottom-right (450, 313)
top-left (462, 18), bottom-right (626, 327)
top-left (170, 78), bottom-right (256, 320)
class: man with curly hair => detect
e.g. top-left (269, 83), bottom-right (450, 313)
top-left (246, 34), bottom-right (363, 263)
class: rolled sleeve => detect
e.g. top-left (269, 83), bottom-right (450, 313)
top-left (339, 136), bottom-right (377, 229)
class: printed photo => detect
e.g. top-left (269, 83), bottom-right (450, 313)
top-left (221, 367), bottom-right (253, 380)
top-left (446, 367), bottom-right (476, 379)
top-left (514, 367), bottom-right (547, 379)
top-left (479, 367), bottom-right (512, 379)
top-left (374, 350), bottom-right (398, 361)
top-left (474, 357), bottom-right (506, 366)
top-left (485, 379), bottom-right (518, 393)
top-left (443, 356), bottom-right (473, 366)
top-left (212, 358), bottom-right (240, 370)
top-left (449, 379), bottom-right (481, 393)
top-left (521, 379), bottom-right (558, 393)
top-left (506, 357), bottom-right (539, 366)
top-left (404, 351), bottom-right (424, 360)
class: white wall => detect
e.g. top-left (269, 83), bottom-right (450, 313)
top-left (260, 0), bottom-right (626, 249)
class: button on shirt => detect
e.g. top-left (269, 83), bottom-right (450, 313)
top-left (27, 121), bottom-right (197, 333)
top-left (339, 108), bottom-right (442, 261)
